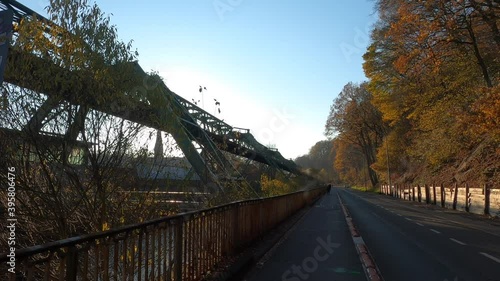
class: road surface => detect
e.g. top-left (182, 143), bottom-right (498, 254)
top-left (340, 189), bottom-right (500, 281)
top-left (243, 189), bottom-right (366, 281)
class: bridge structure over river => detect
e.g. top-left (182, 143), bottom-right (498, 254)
top-left (0, 2), bottom-right (324, 279)
top-left (0, 0), bottom-right (302, 198)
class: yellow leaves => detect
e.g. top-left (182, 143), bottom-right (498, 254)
top-left (260, 175), bottom-right (296, 197)
top-left (465, 86), bottom-right (500, 142)
top-left (102, 222), bottom-right (110, 231)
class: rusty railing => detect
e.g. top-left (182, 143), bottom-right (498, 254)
top-left (1, 187), bottom-right (326, 281)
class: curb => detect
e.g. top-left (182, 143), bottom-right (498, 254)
top-left (338, 192), bottom-right (383, 281)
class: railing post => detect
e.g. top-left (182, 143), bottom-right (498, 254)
top-left (452, 183), bottom-right (458, 210)
top-left (174, 217), bottom-right (184, 281)
top-left (465, 183), bottom-right (470, 212)
top-left (65, 246), bottom-right (78, 281)
top-left (484, 183), bottom-right (491, 216)
top-left (425, 184), bottom-right (430, 204)
top-left (483, 169), bottom-right (494, 216)
top-left (440, 183), bottom-right (445, 208)
top-left (432, 183), bottom-right (437, 205)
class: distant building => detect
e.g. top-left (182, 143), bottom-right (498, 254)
top-left (136, 157), bottom-right (200, 181)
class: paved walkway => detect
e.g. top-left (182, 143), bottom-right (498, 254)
top-left (243, 189), bottom-right (366, 281)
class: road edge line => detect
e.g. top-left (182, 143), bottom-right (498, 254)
top-left (338, 192), bottom-right (383, 281)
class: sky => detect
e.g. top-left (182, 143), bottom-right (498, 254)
top-left (22, 0), bottom-right (377, 160)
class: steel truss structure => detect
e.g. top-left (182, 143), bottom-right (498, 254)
top-left (0, 0), bottom-right (302, 195)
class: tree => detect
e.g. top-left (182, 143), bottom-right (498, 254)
top-left (325, 82), bottom-right (386, 187)
top-left (295, 140), bottom-right (339, 183)
top-left (332, 138), bottom-right (367, 186)
top-left (0, 0), bottom-right (182, 249)
top-left (364, 0), bottom-right (499, 185)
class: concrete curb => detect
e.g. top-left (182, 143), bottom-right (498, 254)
top-left (338, 192), bottom-right (383, 281)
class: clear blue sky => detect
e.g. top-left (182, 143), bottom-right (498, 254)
top-left (24, 0), bottom-right (376, 159)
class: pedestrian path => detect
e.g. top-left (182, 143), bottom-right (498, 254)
top-left (243, 189), bottom-right (367, 281)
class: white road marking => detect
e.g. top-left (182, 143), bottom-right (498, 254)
top-left (405, 218), bottom-right (413, 221)
top-left (480, 252), bottom-right (500, 264)
top-left (397, 214), bottom-right (402, 216)
top-left (416, 222), bottom-right (424, 226)
top-left (430, 229), bottom-right (441, 234)
top-left (449, 238), bottom-right (466, 245)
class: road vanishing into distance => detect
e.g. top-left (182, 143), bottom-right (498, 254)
top-left (243, 189), bottom-right (500, 281)
top-left (243, 191), bottom-right (367, 281)
top-left (341, 189), bottom-right (500, 281)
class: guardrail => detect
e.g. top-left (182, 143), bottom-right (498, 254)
top-left (1, 187), bottom-right (326, 281)
top-left (381, 183), bottom-right (498, 217)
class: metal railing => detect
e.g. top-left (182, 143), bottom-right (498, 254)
top-left (1, 187), bottom-right (326, 281)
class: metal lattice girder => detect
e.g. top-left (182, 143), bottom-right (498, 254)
top-left (25, 95), bottom-right (62, 133)
top-left (175, 95), bottom-right (302, 174)
top-left (2, 0), bottom-right (304, 194)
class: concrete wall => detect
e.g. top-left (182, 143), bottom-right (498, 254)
top-left (386, 185), bottom-right (499, 218)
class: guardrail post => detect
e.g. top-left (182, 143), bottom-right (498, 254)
top-left (440, 183), bottom-right (445, 208)
top-left (65, 246), bottom-right (78, 281)
top-left (425, 184), bottom-right (430, 204)
top-left (174, 217), bottom-right (184, 281)
top-left (465, 183), bottom-right (470, 212)
top-left (484, 183), bottom-right (490, 216)
top-left (483, 169), bottom-right (494, 215)
top-left (432, 184), bottom-right (437, 205)
top-left (452, 183), bottom-right (458, 210)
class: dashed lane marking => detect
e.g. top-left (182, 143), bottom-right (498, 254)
top-left (430, 229), bottom-right (441, 234)
top-left (416, 222), bottom-right (424, 226)
top-left (449, 238), bottom-right (466, 245)
top-left (480, 252), bottom-right (500, 264)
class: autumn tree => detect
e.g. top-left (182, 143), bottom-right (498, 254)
top-left (0, 0), bottom-right (183, 249)
top-left (364, 0), bottom-right (499, 184)
top-left (325, 82), bottom-right (386, 187)
top-left (331, 138), bottom-right (368, 186)
top-left (295, 140), bottom-right (339, 182)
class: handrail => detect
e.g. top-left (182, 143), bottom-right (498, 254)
top-left (1, 186), bottom-right (327, 281)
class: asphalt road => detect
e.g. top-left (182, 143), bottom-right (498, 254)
top-left (243, 190), bottom-right (367, 281)
top-left (340, 188), bottom-right (500, 281)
